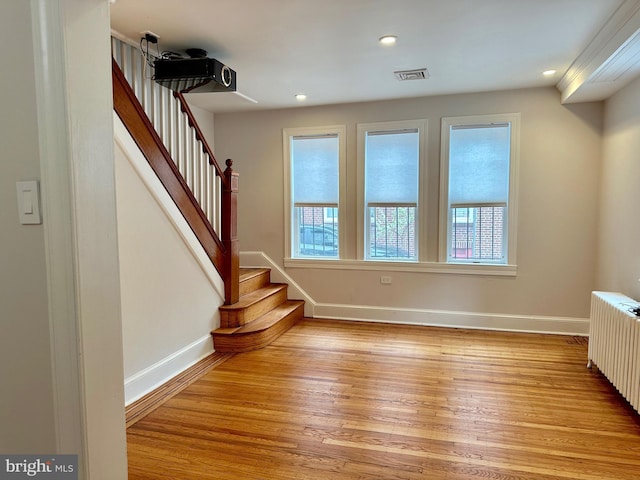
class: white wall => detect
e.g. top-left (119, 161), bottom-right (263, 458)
top-left (115, 117), bottom-right (224, 405)
top-left (214, 87), bottom-right (603, 330)
top-left (58, 2), bottom-right (128, 475)
top-left (599, 76), bottom-right (640, 299)
top-left (2, 1), bottom-right (129, 476)
top-left (0, 0), bottom-right (56, 453)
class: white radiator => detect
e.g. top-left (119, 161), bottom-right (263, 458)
top-left (588, 291), bottom-right (640, 412)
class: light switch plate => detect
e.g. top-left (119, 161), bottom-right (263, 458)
top-left (16, 180), bottom-right (42, 225)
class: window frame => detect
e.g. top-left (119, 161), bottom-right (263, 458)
top-left (438, 113), bottom-right (520, 268)
top-left (283, 125), bottom-right (347, 260)
top-left (356, 119), bottom-right (427, 262)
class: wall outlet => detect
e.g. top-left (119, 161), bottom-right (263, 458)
top-left (380, 276), bottom-right (392, 285)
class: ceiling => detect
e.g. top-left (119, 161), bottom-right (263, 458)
top-left (109, 0), bottom-right (640, 113)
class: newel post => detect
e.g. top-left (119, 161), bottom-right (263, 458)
top-left (222, 159), bottom-right (239, 305)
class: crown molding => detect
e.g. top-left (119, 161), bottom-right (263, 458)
top-left (559, 0), bottom-right (640, 103)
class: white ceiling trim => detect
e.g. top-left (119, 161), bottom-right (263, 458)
top-left (559, 0), bottom-right (640, 103)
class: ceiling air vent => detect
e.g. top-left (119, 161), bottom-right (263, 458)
top-left (394, 68), bottom-right (429, 81)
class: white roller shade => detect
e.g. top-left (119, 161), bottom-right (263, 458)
top-left (449, 123), bottom-right (510, 207)
top-left (292, 135), bottom-right (339, 206)
top-left (365, 129), bottom-right (419, 206)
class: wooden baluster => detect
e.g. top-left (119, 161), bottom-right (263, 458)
top-left (222, 159), bottom-right (239, 305)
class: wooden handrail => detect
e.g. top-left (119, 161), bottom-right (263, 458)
top-left (173, 91), bottom-right (227, 182)
top-left (112, 59), bottom-right (239, 301)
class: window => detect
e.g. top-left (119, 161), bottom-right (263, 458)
top-left (358, 120), bottom-right (426, 261)
top-left (440, 114), bottom-right (520, 265)
top-left (284, 126), bottom-right (346, 259)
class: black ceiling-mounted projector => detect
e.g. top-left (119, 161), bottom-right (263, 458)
top-left (153, 49), bottom-right (236, 94)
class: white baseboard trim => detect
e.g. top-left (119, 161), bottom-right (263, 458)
top-left (313, 303), bottom-right (589, 336)
top-left (239, 251), bottom-right (589, 336)
top-left (124, 335), bottom-right (214, 405)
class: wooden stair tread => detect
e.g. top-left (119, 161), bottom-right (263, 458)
top-left (239, 268), bottom-right (271, 297)
top-left (214, 267), bottom-right (302, 352)
top-left (239, 267), bottom-right (270, 282)
top-left (219, 283), bottom-right (287, 311)
top-left (215, 300), bottom-right (304, 336)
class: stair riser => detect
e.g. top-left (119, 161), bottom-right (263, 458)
top-left (239, 270), bottom-right (270, 296)
top-left (213, 303), bottom-right (303, 353)
top-left (220, 288), bottom-right (288, 328)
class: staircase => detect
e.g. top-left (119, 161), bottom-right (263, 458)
top-left (212, 268), bottom-right (304, 352)
top-left (112, 36), bottom-right (302, 353)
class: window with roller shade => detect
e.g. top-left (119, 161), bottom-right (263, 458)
top-left (284, 126), bottom-right (345, 259)
top-left (358, 120), bottom-right (425, 261)
top-left (440, 114), bottom-right (520, 264)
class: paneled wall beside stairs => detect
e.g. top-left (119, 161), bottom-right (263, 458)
top-left (213, 268), bottom-right (304, 352)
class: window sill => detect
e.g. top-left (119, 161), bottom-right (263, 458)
top-left (284, 258), bottom-right (517, 276)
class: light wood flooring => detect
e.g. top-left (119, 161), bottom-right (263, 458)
top-left (127, 319), bottom-right (640, 479)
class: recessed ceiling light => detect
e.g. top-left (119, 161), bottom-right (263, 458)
top-left (379, 35), bottom-right (397, 46)
top-left (295, 94), bottom-right (307, 101)
top-left (543, 69), bottom-right (557, 76)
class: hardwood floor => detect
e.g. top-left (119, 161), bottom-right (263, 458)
top-left (127, 319), bottom-right (640, 479)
